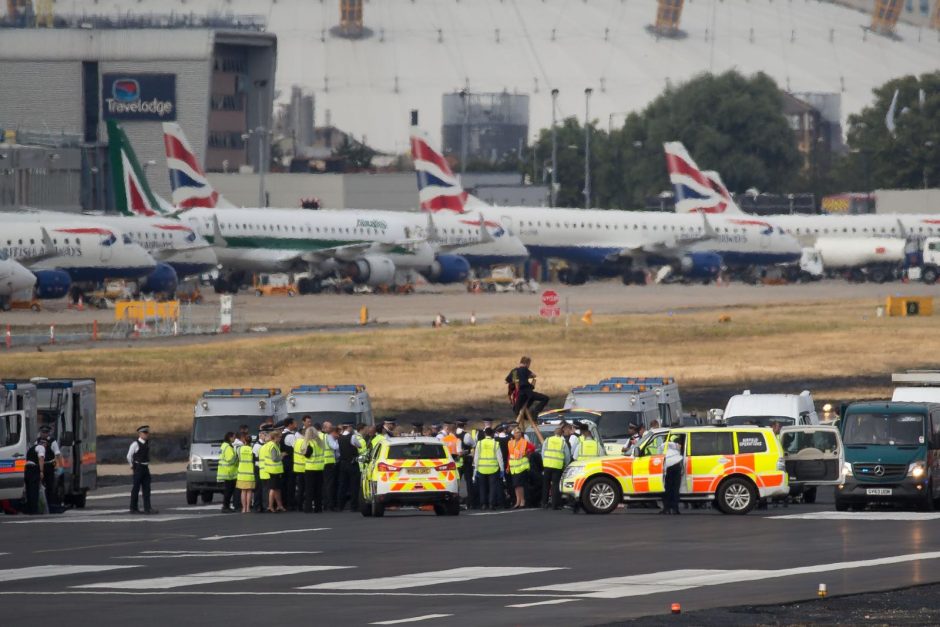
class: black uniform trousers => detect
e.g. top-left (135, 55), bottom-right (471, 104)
top-left (221, 479), bottom-right (236, 509)
top-left (282, 463), bottom-right (295, 510)
top-left (322, 463), bottom-right (337, 510)
top-left (542, 467), bottom-right (564, 509)
top-left (337, 461), bottom-right (360, 511)
top-left (303, 469), bottom-right (323, 513)
top-left (295, 470), bottom-right (306, 507)
top-left (253, 463), bottom-right (264, 512)
top-left (663, 463), bottom-right (682, 513)
top-left (513, 389), bottom-right (549, 417)
top-left (24, 465), bottom-right (41, 514)
top-left (477, 472), bottom-right (500, 508)
top-left (130, 463), bottom-right (152, 512)
top-left (43, 463), bottom-right (58, 507)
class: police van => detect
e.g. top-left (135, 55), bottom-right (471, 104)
top-left (287, 384), bottom-right (374, 426)
top-left (186, 388), bottom-right (287, 505)
top-left (563, 381), bottom-right (662, 454)
top-left (0, 378), bottom-right (97, 508)
top-left (599, 377), bottom-right (684, 426)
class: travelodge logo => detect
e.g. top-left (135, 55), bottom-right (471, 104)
top-left (112, 79), bottom-right (140, 103)
top-left (103, 73), bottom-right (177, 121)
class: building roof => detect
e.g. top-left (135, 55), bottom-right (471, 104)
top-left (23, 1), bottom-right (940, 152)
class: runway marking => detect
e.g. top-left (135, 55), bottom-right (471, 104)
top-left (0, 565), bottom-right (139, 583)
top-left (0, 591), bottom-right (570, 598)
top-left (301, 566), bottom-right (565, 591)
top-left (86, 489), bottom-right (184, 501)
top-left (4, 514), bottom-right (224, 524)
top-left (771, 511), bottom-right (940, 521)
top-left (115, 551), bottom-right (324, 559)
top-left (370, 614), bottom-right (452, 625)
top-left (507, 599), bottom-right (581, 608)
top-left (75, 565), bottom-right (353, 590)
top-left (524, 551), bottom-right (940, 598)
top-left (468, 509), bottom-right (539, 516)
top-left (201, 528), bottom-right (330, 541)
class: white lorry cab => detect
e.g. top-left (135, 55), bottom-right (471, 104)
top-left (287, 384), bottom-right (374, 426)
top-left (892, 371), bottom-right (940, 403)
top-left (186, 388), bottom-right (287, 505)
top-left (719, 390), bottom-right (820, 428)
top-left (563, 382), bottom-right (661, 455)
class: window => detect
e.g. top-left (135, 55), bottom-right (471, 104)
top-left (735, 432), bottom-right (768, 454)
top-left (387, 443), bottom-right (448, 460)
top-left (688, 431), bottom-right (735, 456)
top-left (0, 413), bottom-right (24, 447)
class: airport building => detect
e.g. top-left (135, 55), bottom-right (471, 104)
top-left (0, 23), bottom-right (276, 207)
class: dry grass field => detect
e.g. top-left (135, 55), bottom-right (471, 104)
top-left (3, 299), bottom-right (938, 435)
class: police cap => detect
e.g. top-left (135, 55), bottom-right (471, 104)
top-left (137, 425), bottom-right (150, 434)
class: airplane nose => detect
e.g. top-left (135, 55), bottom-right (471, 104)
top-left (12, 262), bottom-right (37, 293)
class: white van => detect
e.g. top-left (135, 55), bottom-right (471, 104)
top-left (719, 390), bottom-right (819, 427)
top-left (892, 371), bottom-right (940, 403)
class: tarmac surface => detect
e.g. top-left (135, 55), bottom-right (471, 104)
top-left (4, 280), bottom-right (939, 334)
top-left (3, 480), bottom-right (940, 626)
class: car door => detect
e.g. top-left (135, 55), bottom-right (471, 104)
top-left (0, 411), bottom-right (27, 500)
top-left (779, 425), bottom-right (844, 485)
top-left (629, 432), bottom-right (666, 495)
top-left (686, 431), bottom-right (736, 494)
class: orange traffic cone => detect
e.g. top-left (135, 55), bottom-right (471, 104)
top-left (581, 309), bottom-right (593, 325)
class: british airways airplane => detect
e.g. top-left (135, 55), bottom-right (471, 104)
top-left (411, 130), bottom-right (802, 284)
top-left (0, 252), bottom-right (36, 310)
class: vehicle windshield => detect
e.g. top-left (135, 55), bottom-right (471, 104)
top-left (725, 416), bottom-right (796, 427)
top-left (550, 410), bottom-right (643, 439)
top-left (193, 415), bottom-right (271, 443)
top-left (842, 413), bottom-right (926, 446)
top-left (387, 443), bottom-right (447, 460)
top-left (781, 430), bottom-right (839, 454)
top-left (288, 411), bottom-right (366, 425)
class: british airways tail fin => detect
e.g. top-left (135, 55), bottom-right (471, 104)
top-left (107, 120), bottom-right (171, 217)
top-left (162, 122), bottom-right (236, 208)
top-left (663, 141), bottom-right (743, 214)
top-left (409, 128), bottom-right (467, 213)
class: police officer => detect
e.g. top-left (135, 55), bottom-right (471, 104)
top-left (473, 428), bottom-right (504, 510)
top-left (252, 426), bottom-right (269, 512)
top-left (336, 422), bottom-right (361, 512)
top-left (24, 435), bottom-right (47, 515)
top-left (455, 419), bottom-right (476, 508)
top-left (38, 425), bottom-right (63, 509)
top-left (662, 433), bottom-right (685, 515)
top-left (127, 425), bottom-right (158, 515)
top-left (320, 422), bottom-right (338, 511)
top-left (280, 418), bottom-right (298, 510)
top-left (217, 431), bottom-right (238, 512)
top-left (540, 426), bottom-right (570, 510)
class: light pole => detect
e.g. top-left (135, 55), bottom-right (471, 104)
top-left (459, 88), bottom-right (469, 178)
top-left (925, 141), bottom-right (934, 191)
top-left (550, 88), bottom-right (558, 208)
top-left (583, 87), bottom-right (593, 209)
top-left (254, 79), bottom-right (269, 208)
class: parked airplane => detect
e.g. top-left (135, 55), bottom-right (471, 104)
top-left (411, 129), bottom-right (802, 284)
top-left (161, 122), bottom-right (529, 271)
top-left (0, 251), bottom-right (36, 310)
top-left (664, 141), bottom-right (931, 281)
top-left (110, 121), bottom-right (456, 293)
top-left (0, 222), bottom-right (157, 299)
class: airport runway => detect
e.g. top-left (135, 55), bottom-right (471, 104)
top-left (3, 482), bottom-right (940, 626)
top-left (5, 280), bottom-right (940, 332)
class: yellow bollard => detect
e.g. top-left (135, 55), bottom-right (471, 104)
top-left (581, 309), bottom-right (593, 325)
top-left (359, 305), bottom-right (368, 326)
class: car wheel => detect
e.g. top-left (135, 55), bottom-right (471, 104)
top-left (372, 501), bottom-right (384, 518)
top-left (802, 487), bottom-right (817, 504)
top-left (921, 480), bottom-right (935, 512)
top-left (360, 500), bottom-right (373, 517)
top-left (716, 477), bottom-right (758, 515)
top-left (433, 503), bottom-right (447, 516)
top-left (201, 491), bottom-right (214, 504)
top-left (581, 477), bottom-right (621, 515)
top-left (924, 267), bottom-right (938, 284)
top-left (186, 489), bottom-right (199, 505)
top-left (446, 499), bottom-right (460, 516)
top-left (834, 499), bottom-right (849, 512)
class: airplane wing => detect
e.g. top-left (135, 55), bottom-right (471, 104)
top-left (613, 213), bottom-right (716, 260)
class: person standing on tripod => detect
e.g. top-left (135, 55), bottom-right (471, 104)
top-left (506, 356), bottom-right (549, 419)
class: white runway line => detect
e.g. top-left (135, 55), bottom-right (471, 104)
top-left (86, 489), bottom-right (184, 501)
top-left (771, 511), bottom-right (940, 521)
top-left (0, 565), bottom-right (139, 583)
top-left (115, 551), bottom-right (323, 559)
top-left (4, 514), bottom-right (224, 524)
top-left (370, 614), bottom-right (452, 625)
top-left (201, 527), bottom-right (330, 541)
top-left (524, 551), bottom-right (940, 599)
top-left (301, 566), bottom-right (565, 591)
top-left (75, 565), bottom-right (353, 590)
top-left (468, 509), bottom-right (538, 516)
top-left (507, 599), bottom-right (580, 608)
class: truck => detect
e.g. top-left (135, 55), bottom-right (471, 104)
top-left (717, 390), bottom-right (820, 428)
top-left (0, 378), bottom-right (97, 508)
top-left (562, 381), bottom-right (662, 455)
top-left (907, 237), bottom-right (940, 284)
top-left (836, 401), bottom-right (940, 511)
top-left (892, 371), bottom-right (940, 403)
top-left (186, 388), bottom-right (287, 505)
top-left (797, 238), bottom-right (906, 283)
top-left (286, 384), bottom-right (374, 426)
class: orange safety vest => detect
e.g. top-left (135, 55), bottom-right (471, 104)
top-left (508, 438), bottom-right (530, 474)
top-left (442, 433), bottom-right (462, 468)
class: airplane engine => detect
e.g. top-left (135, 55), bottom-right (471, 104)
top-left (679, 252), bottom-right (722, 282)
top-left (345, 255), bottom-right (397, 286)
top-left (425, 254), bottom-right (471, 284)
top-left (33, 270), bottom-right (71, 300)
top-left (140, 262), bottom-right (179, 296)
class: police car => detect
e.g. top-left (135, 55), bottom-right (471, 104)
top-left (360, 436), bottom-right (460, 517)
top-left (561, 426), bottom-right (794, 515)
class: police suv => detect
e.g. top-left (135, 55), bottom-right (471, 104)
top-left (186, 388), bottom-right (287, 505)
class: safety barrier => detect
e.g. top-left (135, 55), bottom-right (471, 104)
top-left (885, 296), bottom-right (934, 317)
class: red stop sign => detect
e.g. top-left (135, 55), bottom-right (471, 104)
top-left (541, 290), bottom-right (559, 307)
